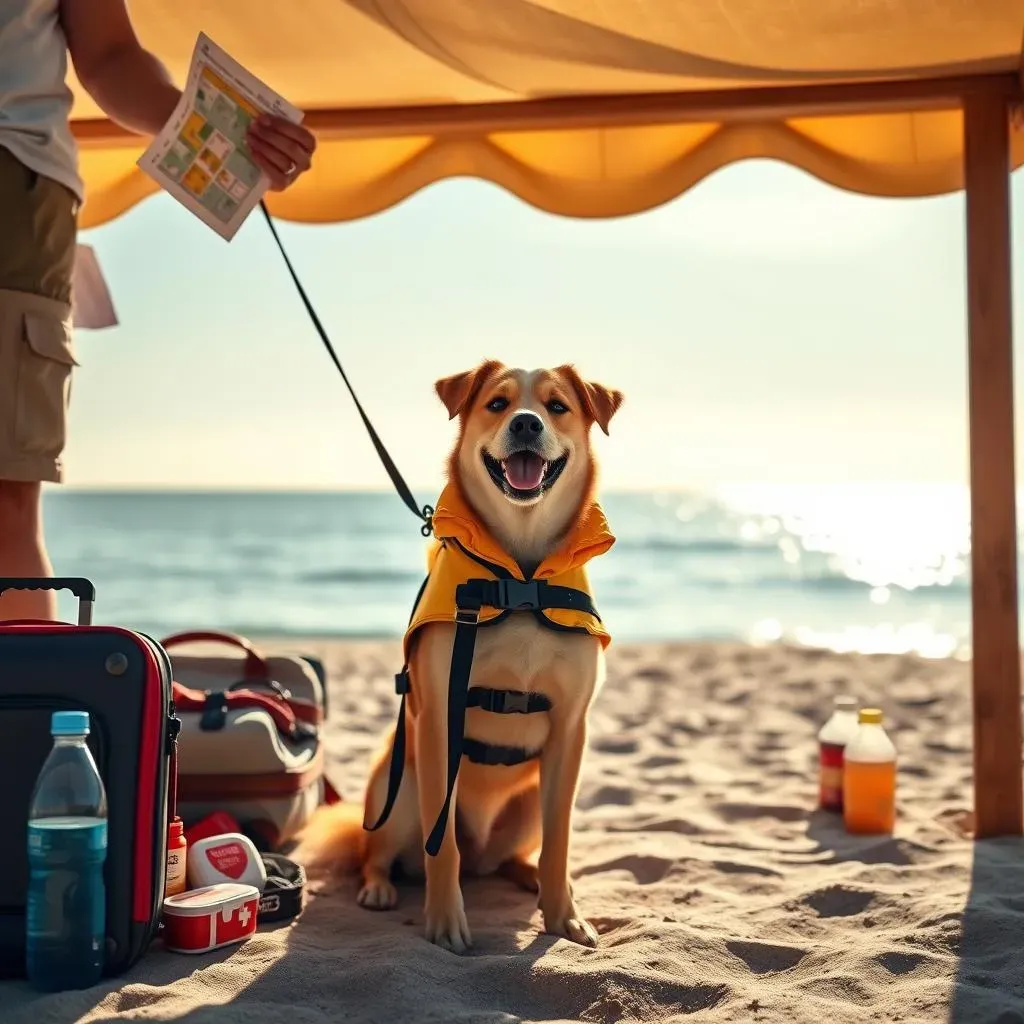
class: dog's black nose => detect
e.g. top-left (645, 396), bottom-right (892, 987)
top-left (508, 411), bottom-right (544, 439)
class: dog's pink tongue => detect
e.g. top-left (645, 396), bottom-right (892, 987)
top-left (503, 452), bottom-right (546, 491)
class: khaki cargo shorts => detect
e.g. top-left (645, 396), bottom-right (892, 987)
top-left (0, 145), bottom-right (79, 483)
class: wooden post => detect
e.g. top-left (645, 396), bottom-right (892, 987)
top-left (964, 89), bottom-right (1022, 838)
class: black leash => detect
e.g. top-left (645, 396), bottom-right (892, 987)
top-left (259, 201), bottom-right (434, 537)
top-left (259, 201), bottom-right (603, 859)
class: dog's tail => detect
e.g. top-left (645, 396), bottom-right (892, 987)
top-left (291, 801), bottom-right (366, 875)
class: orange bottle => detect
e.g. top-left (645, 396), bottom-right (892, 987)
top-left (165, 817), bottom-right (188, 897)
top-left (842, 708), bottom-right (897, 834)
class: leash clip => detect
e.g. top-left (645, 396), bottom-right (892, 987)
top-left (420, 505), bottom-right (435, 537)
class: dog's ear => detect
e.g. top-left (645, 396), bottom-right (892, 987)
top-left (435, 361), bottom-right (503, 420)
top-left (557, 365), bottom-right (623, 436)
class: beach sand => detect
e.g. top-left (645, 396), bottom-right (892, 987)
top-left (5, 640), bottom-right (1023, 1024)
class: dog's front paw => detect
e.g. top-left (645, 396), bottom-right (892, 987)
top-left (544, 909), bottom-right (599, 947)
top-left (424, 896), bottom-right (473, 953)
top-left (357, 877), bottom-right (398, 910)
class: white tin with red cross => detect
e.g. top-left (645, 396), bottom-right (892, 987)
top-left (162, 882), bottom-right (261, 954)
top-left (187, 832), bottom-right (268, 889)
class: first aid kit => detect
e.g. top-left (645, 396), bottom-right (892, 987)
top-left (162, 883), bottom-right (261, 954)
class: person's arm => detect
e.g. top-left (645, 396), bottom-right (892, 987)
top-left (60, 0), bottom-right (180, 136)
top-left (60, 0), bottom-right (316, 190)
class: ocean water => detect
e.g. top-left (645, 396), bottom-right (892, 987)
top-left (40, 485), bottom-right (980, 657)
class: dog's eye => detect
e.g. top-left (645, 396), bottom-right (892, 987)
top-left (486, 397), bottom-right (509, 413)
top-left (547, 400), bottom-right (569, 415)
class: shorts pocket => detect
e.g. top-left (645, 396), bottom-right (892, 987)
top-left (15, 311), bottom-right (77, 456)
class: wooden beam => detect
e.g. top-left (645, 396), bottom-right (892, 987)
top-left (964, 90), bottom-right (1022, 838)
top-left (71, 71), bottom-right (1021, 147)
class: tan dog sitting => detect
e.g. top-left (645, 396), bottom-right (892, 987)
top-left (296, 361), bottom-right (622, 952)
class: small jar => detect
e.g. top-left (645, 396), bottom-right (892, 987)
top-left (165, 817), bottom-right (188, 897)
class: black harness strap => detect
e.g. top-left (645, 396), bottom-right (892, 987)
top-left (466, 688), bottom-right (551, 714)
top-left (365, 675), bottom-right (412, 837)
top-left (423, 603), bottom-right (481, 855)
top-left (463, 737), bottom-right (542, 766)
top-left (455, 578), bottom-right (599, 620)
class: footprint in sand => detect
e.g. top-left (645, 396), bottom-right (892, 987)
top-left (712, 860), bottom-right (782, 879)
top-left (634, 665), bottom-right (674, 683)
top-left (638, 754), bottom-right (678, 770)
top-left (576, 784), bottom-right (636, 809)
top-left (801, 884), bottom-right (875, 918)
top-left (713, 801), bottom-right (807, 824)
top-left (591, 736), bottom-right (640, 755)
top-left (576, 853), bottom-right (676, 885)
top-left (605, 817), bottom-right (703, 836)
top-left (726, 939), bottom-right (808, 974)
top-left (875, 951), bottom-right (930, 975)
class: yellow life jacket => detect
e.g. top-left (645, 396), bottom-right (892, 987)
top-left (369, 482), bottom-right (616, 857)
top-left (403, 482), bottom-right (614, 660)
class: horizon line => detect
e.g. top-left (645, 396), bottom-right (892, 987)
top-left (46, 480), bottom-right (975, 495)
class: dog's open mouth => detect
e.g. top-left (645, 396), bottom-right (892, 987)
top-left (483, 450), bottom-right (569, 500)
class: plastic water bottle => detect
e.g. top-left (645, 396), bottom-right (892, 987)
top-left (25, 711), bottom-right (108, 991)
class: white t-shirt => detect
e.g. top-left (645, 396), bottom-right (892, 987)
top-left (0, 0), bottom-right (83, 200)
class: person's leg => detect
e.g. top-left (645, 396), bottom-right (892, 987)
top-left (0, 481), bottom-right (55, 620)
top-left (0, 147), bottom-right (78, 622)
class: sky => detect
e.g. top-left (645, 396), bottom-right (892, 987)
top-left (67, 159), bottom-right (1024, 493)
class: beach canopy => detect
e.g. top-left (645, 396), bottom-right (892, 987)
top-left (70, 2), bottom-right (1024, 840)
top-left (72, 1), bottom-right (1023, 227)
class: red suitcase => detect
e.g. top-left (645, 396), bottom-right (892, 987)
top-left (0, 578), bottom-right (178, 978)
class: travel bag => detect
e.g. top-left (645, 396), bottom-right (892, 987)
top-left (0, 578), bottom-right (177, 978)
top-left (161, 630), bottom-right (337, 850)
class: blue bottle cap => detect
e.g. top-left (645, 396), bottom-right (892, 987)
top-left (51, 710), bottom-right (90, 736)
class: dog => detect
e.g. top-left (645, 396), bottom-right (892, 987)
top-left (295, 361), bottom-right (622, 952)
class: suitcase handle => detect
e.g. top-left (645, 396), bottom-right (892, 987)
top-left (0, 577), bottom-right (94, 625)
top-left (160, 630), bottom-right (268, 677)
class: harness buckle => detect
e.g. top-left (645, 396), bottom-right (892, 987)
top-left (499, 690), bottom-right (531, 714)
top-left (455, 608), bottom-right (480, 625)
top-left (497, 579), bottom-right (542, 610)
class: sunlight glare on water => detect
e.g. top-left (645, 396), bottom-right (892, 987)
top-left (719, 482), bottom-right (970, 589)
top-left (719, 482), bottom-right (973, 658)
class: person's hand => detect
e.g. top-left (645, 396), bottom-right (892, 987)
top-left (246, 115), bottom-right (316, 191)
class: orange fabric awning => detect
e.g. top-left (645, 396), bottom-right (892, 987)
top-left (71, 0), bottom-right (1024, 227)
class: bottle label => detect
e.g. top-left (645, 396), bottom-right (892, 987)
top-left (165, 849), bottom-right (187, 897)
top-left (28, 817), bottom-right (107, 856)
top-left (26, 819), bottom-right (106, 946)
top-left (819, 742), bottom-right (845, 811)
